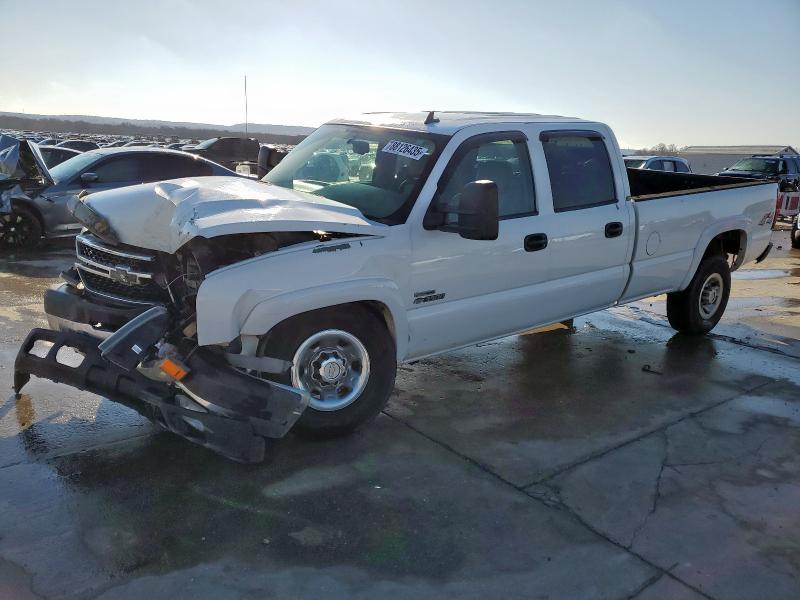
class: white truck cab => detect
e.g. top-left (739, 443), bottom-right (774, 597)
top-left (15, 112), bottom-right (777, 462)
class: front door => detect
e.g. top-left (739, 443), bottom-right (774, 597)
top-left (407, 131), bottom-right (555, 358)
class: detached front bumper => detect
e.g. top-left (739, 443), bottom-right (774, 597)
top-left (44, 282), bottom-right (146, 339)
top-left (17, 285), bottom-right (309, 463)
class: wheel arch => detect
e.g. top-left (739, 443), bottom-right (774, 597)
top-left (679, 224), bottom-right (747, 290)
top-left (9, 198), bottom-right (46, 233)
top-left (213, 279), bottom-right (409, 360)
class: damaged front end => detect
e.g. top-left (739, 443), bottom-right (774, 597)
top-left (14, 305), bottom-right (309, 463)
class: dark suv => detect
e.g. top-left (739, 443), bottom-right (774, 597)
top-left (717, 154), bottom-right (800, 192)
top-left (184, 137), bottom-right (260, 169)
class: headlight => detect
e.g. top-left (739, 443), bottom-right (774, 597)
top-left (67, 195), bottom-right (119, 244)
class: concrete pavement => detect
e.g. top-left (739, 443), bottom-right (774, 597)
top-left (0, 231), bottom-right (798, 599)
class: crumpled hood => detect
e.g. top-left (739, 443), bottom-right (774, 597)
top-left (83, 176), bottom-right (387, 253)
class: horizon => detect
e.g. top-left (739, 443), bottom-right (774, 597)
top-left (2, 0), bottom-right (799, 149)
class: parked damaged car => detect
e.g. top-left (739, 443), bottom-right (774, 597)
top-left (14, 112), bottom-right (776, 463)
top-left (0, 135), bottom-right (238, 249)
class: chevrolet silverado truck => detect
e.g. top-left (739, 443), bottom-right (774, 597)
top-left (14, 112), bottom-right (776, 462)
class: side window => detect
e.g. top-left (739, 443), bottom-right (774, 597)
top-left (676, 161), bottom-right (690, 173)
top-left (662, 160), bottom-right (676, 172)
top-left (437, 134), bottom-right (536, 218)
top-left (215, 139), bottom-right (235, 154)
top-left (540, 131), bottom-right (616, 212)
top-left (92, 157), bottom-right (142, 182)
top-left (648, 160), bottom-right (664, 170)
top-left (244, 139), bottom-right (259, 156)
top-left (143, 155), bottom-right (213, 182)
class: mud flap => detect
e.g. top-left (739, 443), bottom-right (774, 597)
top-left (14, 328), bottom-right (308, 463)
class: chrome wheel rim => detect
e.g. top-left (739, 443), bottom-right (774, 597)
top-left (291, 329), bottom-right (370, 411)
top-left (698, 273), bottom-right (724, 319)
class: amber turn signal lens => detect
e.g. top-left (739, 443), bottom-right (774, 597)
top-left (159, 358), bottom-right (188, 381)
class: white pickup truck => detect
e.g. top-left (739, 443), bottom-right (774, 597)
top-left (14, 112), bottom-right (776, 462)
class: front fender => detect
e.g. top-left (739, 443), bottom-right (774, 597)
top-left (197, 276), bottom-right (409, 360)
top-left (239, 278), bottom-right (408, 360)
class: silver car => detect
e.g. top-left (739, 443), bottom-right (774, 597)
top-left (0, 139), bottom-right (237, 249)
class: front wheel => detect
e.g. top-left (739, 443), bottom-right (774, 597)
top-left (258, 305), bottom-right (397, 438)
top-left (791, 218), bottom-right (800, 249)
top-left (666, 255), bottom-right (731, 335)
top-left (0, 206), bottom-right (42, 250)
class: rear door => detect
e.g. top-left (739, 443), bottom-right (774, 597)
top-left (533, 128), bottom-right (634, 317)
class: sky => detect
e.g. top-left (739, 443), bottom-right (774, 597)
top-left (2, 0), bottom-right (799, 149)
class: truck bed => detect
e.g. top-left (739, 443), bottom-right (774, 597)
top-left (627, 168), bottom-right (772, 201)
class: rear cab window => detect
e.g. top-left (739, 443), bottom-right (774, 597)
top-left (539, 130), bottom-right (617, 212)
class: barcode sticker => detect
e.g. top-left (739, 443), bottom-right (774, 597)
top-left (381, 140), bottom-right (428, 160)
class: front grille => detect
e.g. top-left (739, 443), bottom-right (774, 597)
top-left (78, 240), bottom-right (153, 273)
top-left (75, 234), bottom-right (166, 305)
top-left (79, 270), bottom-right (165, 303)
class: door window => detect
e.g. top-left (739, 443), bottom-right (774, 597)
top-left (214, 138), bottom-right (236, 155)
top-left (675, 161), bottom-right (690, 173)
top-left (540, 130), bottom-right (617, 212)
top-left (437, 134), bottom-right (536, 218)
top-left (92, 156), bottom-right (143, 182)
top-left (142, 154), bottom-right (214, 181)
top-left (647, 160), bottom-right (664, 170)
top-left (662, 160), bottom-right (676, 172)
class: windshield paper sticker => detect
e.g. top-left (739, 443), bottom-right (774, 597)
top-left (381, 140), bottom-right (428, 160)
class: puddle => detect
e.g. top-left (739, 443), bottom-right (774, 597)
top-left (732, 270), bottom-right (789, 280)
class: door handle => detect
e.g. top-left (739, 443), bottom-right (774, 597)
top-left (605, 222), bottom-right (623, 238)
top-left (524, 233), bottom-right (548, 252)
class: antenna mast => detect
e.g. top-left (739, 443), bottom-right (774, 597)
top-left (244, 75), bottom-right (248, 136)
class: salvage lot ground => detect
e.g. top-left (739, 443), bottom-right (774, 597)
top-left (0, 229), bottom-right (798, 599)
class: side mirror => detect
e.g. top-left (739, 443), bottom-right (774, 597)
top-left (80, 172), bottom-right (98, 184)
top-left (427, 180), bottom-right (499, 240)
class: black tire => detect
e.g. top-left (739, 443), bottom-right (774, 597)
top-left (791, 219), bottom-right (800, 249)
top-left (258, 305), bottom-right (396, 438)
top-left (0, 205), bottom-right (42, 250)
top-left (666, 255), bottom-right (730, 335)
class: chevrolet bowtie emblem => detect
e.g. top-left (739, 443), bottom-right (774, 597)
top-left (108, 265), bottom-right (138, 284)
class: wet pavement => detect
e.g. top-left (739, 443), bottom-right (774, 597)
top-left (0, 231), bottom-right (798, 599)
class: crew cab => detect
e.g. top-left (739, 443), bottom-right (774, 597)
top-left (14, 112), bottom-right (776, 462)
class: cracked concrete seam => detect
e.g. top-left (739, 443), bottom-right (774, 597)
top-left (382, 411), bottom-right (717, 600)
top-left (520, 379), bottom-right (775, 491)
top-left (0, 430), bottom-right (156, 472)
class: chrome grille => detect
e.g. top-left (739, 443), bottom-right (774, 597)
top-left (75, 234), bottom-right (165, 305)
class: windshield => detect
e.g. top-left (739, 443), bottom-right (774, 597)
top-left (624, 158), bottom-right (646, 169)
top-left (263, 124), bottom-right (446, 224)
top-left (728, 158), bottom-right (778, 174)
top-left (48, 151), bottom-right (100, 183)
top-left (195, 138), bottom-right (218, 149)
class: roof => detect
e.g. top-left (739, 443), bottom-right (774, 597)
top-left (81, 146), bottom-right (203, 157)
top-left (682, 145), bottom-right (798, 155)
top-left (625, 155), bottom-right (688, 162)
top-left (329, 111), bottom-right (588, 135)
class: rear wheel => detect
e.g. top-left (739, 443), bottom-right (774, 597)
top-left (666, 255), bottom-right (730, 334)
top-left (258, 305), bottom-right (396, 437)
top-left (791, 218), bottom-right (800, 249)
top-left (0, 206), bottom-right (42, 250)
